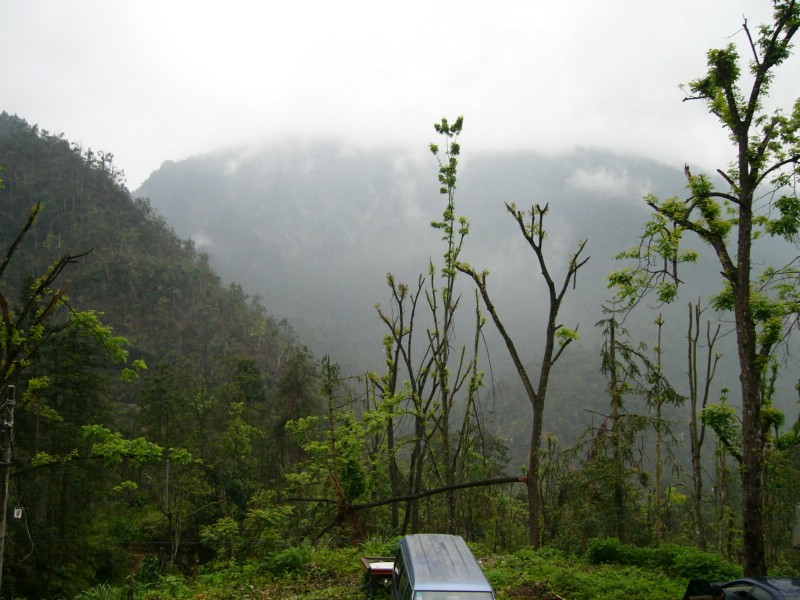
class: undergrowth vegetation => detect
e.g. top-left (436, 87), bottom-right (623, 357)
top-left (69, 538), bottom-right (753, 600)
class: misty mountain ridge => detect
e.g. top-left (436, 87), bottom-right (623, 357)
top-left (137, 141), bottom-right (712, 368)
top-left (144, 139), bottom-right (800, 462)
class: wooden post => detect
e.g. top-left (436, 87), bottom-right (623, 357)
top-left (0, 384), bottom-right (16, 595)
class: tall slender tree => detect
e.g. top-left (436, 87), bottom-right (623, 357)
top-left (686, 301), bottom-right (722, 550)
top-left (610, 2), bottom-right (800, 573)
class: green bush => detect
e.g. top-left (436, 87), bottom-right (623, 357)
top-left (67, 543), bottom-right (727, 600)
top-left (671, 547), bottom-right (741, 581)
top-left (551, 565), bottom-right (680, 600)
top-left (361, 536), bottom-right (401, 558)
top-left (74, 582), bottom-right (121, 600)
top-left (483, 547), bottom-right (685, 600)
top-left (137, 573), bottom-right (193, 600)
top-left (585, 537), bottom-right (741, 581)
top-left (587, 538), bottom-right (636, 565)
top-left (267, 545), bottom-right (314, 576)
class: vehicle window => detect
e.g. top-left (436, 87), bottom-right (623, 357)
top-left (394, 553), bottom-right (407, 598)
top-left (747, 586), bottom-right (774, 600)
top-left (723, 584), bottom-right (751, 599)
top-left (394, 553), bottom-right (405, 578)
top-left (398, 572), bottom-right (408, 598)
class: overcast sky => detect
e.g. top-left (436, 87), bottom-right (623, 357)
top-left (3, 1), bottom-right (798, 190)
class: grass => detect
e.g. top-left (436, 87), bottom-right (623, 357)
top-left (72, 541), bottom-right (725, 600)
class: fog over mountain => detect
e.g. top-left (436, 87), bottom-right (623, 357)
top-left (137, 143), bottom-right (676, 363)
top-left (136, 142), bottom-right (799, 459)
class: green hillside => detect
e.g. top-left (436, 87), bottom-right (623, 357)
top-left (0, 112), bottom-right (319, 598)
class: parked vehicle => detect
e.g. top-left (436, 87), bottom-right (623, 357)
top-left (391, 534), bottom-right (495, 600)
top-left (683, 577), bottom-right (800, 600)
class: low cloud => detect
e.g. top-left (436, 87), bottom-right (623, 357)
top-left (567, 167), bottom-right (633, 198)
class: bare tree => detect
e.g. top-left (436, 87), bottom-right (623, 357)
top-left (687, 301), bottom-right (722, 550)
top-left (459, 202), bottom-right (588, 547)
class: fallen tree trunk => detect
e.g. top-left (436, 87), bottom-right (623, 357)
top-left (288, 474), bottom-right (527, 531)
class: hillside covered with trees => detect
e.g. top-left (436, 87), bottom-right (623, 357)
top-left (0, 3), bottom-right (798, 599)
top-left (0, 112), bottom-right (320, 598)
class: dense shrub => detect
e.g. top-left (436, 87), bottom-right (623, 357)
top-left (267, 545), bottom-right (315, 576)
top-left (361, 536), bottom-right (402, 558)
top-left (671, 548), bottom-right (742, 581)
top-left (483, 546), bottom-right (685, 600)
top-left (586, 537), bottom-right (741, 580)
top-left (68, 543), bottom-right (717, 600)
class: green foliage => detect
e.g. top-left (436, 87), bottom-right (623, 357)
top-left (285, 360), bottom-right (371, 517)
top-left (0, 112), bottom-right (315, 598)
top-left (429, 115), bottom-right (464, 194)
top-left (239, 490), bottom-right (298, 555)
top-left (556, 327), bottom-right (580, 345)
top-left (361, 536), bottom-right (402, 557)
top-left (82, 424), bottom-right (165, 463)
top-left (586, 538), bottom-right (741, 581)
top-left (71, 310), bottom-right (140, 368)
top-left (609, 2), bottom-right (800, 575)
top-left (201, 516), bottom-right (240, 560)
top-left (31, 448), bottom-right (77, 466)
top-left (587, 537), bottom-right (639, 565)
top-left (483, 545), bottom-right (686, 600)
top-left (671, 548), bottom-right (742, 582)
top-left (702, 397), bottom-right (743, 462)
top-left (70, 544), bottom-right (701, 600)
top-left (608, 201), bottom-right (700, 309)
top-left (267, 544), bottom-right (315, 576)
top-left (74, 582), bottom-right (123, 600)
top-left (430, 115), bottom-right (469, 278)
top-left (150, 574), bottom-right (192, 600)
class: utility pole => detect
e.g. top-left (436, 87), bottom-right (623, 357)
top-left (0, 384), bottom-right (16, 596)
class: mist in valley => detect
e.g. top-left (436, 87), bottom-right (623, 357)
top-left (136, 141), bottom-right (800, 466)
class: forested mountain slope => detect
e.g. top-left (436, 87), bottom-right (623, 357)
top-left (0, 113), bottom-right (300, 371)
top-left (137, 143), bottom-right (685, 374)
top-left (0, 112), bottom-right (317, 598)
